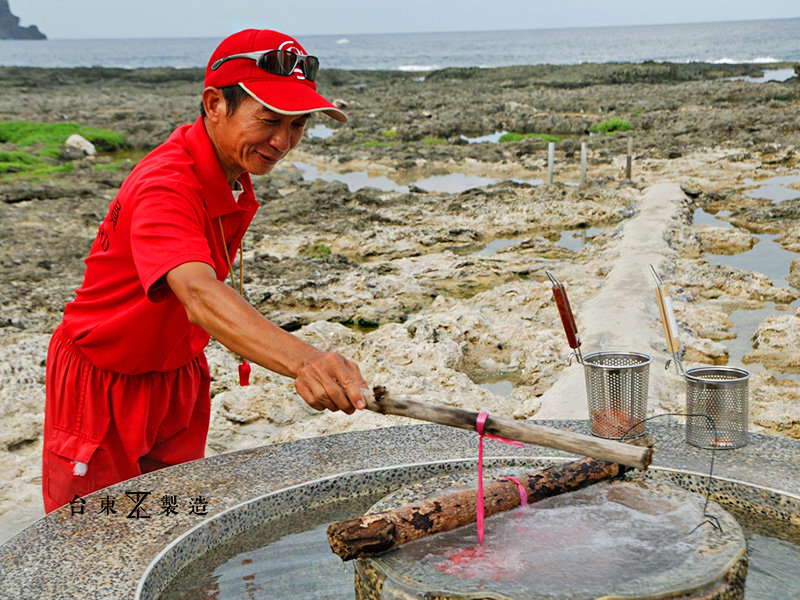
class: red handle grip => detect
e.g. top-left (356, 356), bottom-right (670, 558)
top-left (552, 284), bottom-right (581, 349)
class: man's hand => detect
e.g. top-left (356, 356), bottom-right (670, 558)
top-left (294, 351), bottom-right (368, 414)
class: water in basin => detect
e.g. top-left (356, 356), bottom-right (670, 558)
top-left (390, 482), bottom-right (716, 590)
top-left (156, 476), bottom-right (800, 600)
top-left (743, 529), bottom-right (800, 599)
top-left (361, 478), bottom-right (745, 599)
top-left (158, 493), bottom-right (383, 600)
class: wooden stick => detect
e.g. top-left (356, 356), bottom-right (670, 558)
top-left (580, 142), bottom-right (588, 186)
top-left (328, 453), bottom-right (636, 561)
top-left (365, 386), bottom-right (653, 470)
top-left (626, 135), bottom-right (633, 180)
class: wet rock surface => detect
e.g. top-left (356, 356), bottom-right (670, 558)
top-left (1, 62), bottom-right (800, 540)
top-left (695, 225), bottom-right (757, 254)
top-left (745, 311), bottom-right (800, 372)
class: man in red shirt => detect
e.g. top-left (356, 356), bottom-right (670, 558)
top-left (43, 28), bottom-right (368, 513)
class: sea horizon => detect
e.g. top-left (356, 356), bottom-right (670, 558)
top-left (1, 16), bottom-right (798, 70)
top-left (15, 15), bottom-right (800, 42)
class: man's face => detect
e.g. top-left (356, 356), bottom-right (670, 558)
top-left (210, 94), bottom-right (309, 181)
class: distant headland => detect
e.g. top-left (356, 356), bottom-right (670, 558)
top-left (0, 0), bottom-right (46, 40)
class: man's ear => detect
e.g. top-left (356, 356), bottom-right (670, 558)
top-left (201, 87), bottom-right (226, 123)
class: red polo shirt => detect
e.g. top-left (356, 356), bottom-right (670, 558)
top-left (62, 116), bottom-right (259, 374)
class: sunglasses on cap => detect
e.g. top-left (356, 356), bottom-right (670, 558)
top-left (211, 49), bottom-right (320, 82)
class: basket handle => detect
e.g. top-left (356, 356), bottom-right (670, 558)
top-left (650, 266), bottom-right (682, 373)
top-left (546, 271), bottom-right (581, 352)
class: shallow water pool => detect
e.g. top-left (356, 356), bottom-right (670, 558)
top-left (694, 207), bottom-right (800, 375)
top-left (293, 161), bottom-right (544, 194)
top-left (556, 226), bottom-right (606, 252)
top-left (468, 225), bottom-right (607, 258)
top-left (704, 233), bottom-right (797, 289)
top-left (728, 68), bottom-right (797, 84)
top-left (460, 131), bottom-right (507, 144)
top-left (743, 170), bottom-right (800, 202)
top-left (307, 123), bottom-right (336, 139)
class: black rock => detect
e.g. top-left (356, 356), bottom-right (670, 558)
top-left (0, 0), bottom-right (46, 40)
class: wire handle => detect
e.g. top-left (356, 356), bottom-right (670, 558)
top-left (649, 265), bottom-right (683, 375)
top-left (616, 412), bottom-right (724, 534)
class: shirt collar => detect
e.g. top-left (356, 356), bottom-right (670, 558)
top-left (185, 116), bottom-right (259, 218)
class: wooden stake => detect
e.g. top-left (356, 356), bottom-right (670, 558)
top-left (328, 452), bottom-right (640, 561)
top-left (364, 386), bottom-right (652, 470)
top-left (625, 135), bottom-right (633, 180)
top-left (581, 142), bottom-right (588, 186)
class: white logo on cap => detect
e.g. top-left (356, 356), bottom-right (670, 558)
top-left (279, 40), bottom-right (306, 80)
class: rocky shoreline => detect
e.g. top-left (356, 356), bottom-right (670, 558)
top-left (1, 62), bottom-right (799, 542)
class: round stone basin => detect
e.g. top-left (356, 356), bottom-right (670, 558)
top-left (356, 470), bottom-right (746, 600)
top-left (3, 422), bottom-right (799, 600)
top-left (137, 454), bottom-right (800, 600)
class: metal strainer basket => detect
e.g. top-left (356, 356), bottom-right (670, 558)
top-left (583, 351), bottom-right (652, 440)
top-left (650, 265), bottom-right (750, 450)
top-left (685, 366), bottom-right (750, 449)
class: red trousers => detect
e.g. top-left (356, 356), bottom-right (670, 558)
top-left (42, 325), bottom-right (210, 513)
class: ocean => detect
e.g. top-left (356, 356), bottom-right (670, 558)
top-left (0, 18), bottom-right (799, 70)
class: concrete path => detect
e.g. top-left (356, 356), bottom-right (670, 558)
top-left (536, 182), bottom-right (687, 420)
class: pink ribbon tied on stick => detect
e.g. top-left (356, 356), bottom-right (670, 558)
top-left (475, 411), bottom-right (527, 543)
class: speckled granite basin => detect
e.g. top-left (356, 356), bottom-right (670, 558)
top-left (1, 422), bottom-right (799, 599)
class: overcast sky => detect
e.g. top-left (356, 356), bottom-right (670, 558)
top-left (12, 1), bottom-right (800, 40)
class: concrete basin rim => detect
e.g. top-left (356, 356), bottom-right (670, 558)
top-left (134, 457), bottom-right (799, 600)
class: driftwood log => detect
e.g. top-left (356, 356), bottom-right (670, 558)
top-left (328, 449), bottom-right (646, 561)
top-left (364, 386), bottom-right (653, 470)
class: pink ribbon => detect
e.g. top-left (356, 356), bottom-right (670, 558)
top-left (475, 411), bottom-right (525, 543)
top-left (503, 476), bottom-right (528, 507)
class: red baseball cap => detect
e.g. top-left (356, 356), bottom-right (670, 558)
top-left (205, 29), bottom-right (346, 123)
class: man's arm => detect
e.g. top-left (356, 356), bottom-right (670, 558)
top-left (166, 261), bottom-right (366, 414)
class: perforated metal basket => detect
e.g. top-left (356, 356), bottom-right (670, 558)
top-left (685, 366), bottom-right (750, 449)
top-left (583, 351), bottom-right (652, 440)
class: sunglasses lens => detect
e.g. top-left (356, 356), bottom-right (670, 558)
top-left (303, 56), bottom-right (320, 81)
top-left (256, 50), bottom-right (319, 81)
top-left (260, 50), bottom-right (297, 76)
